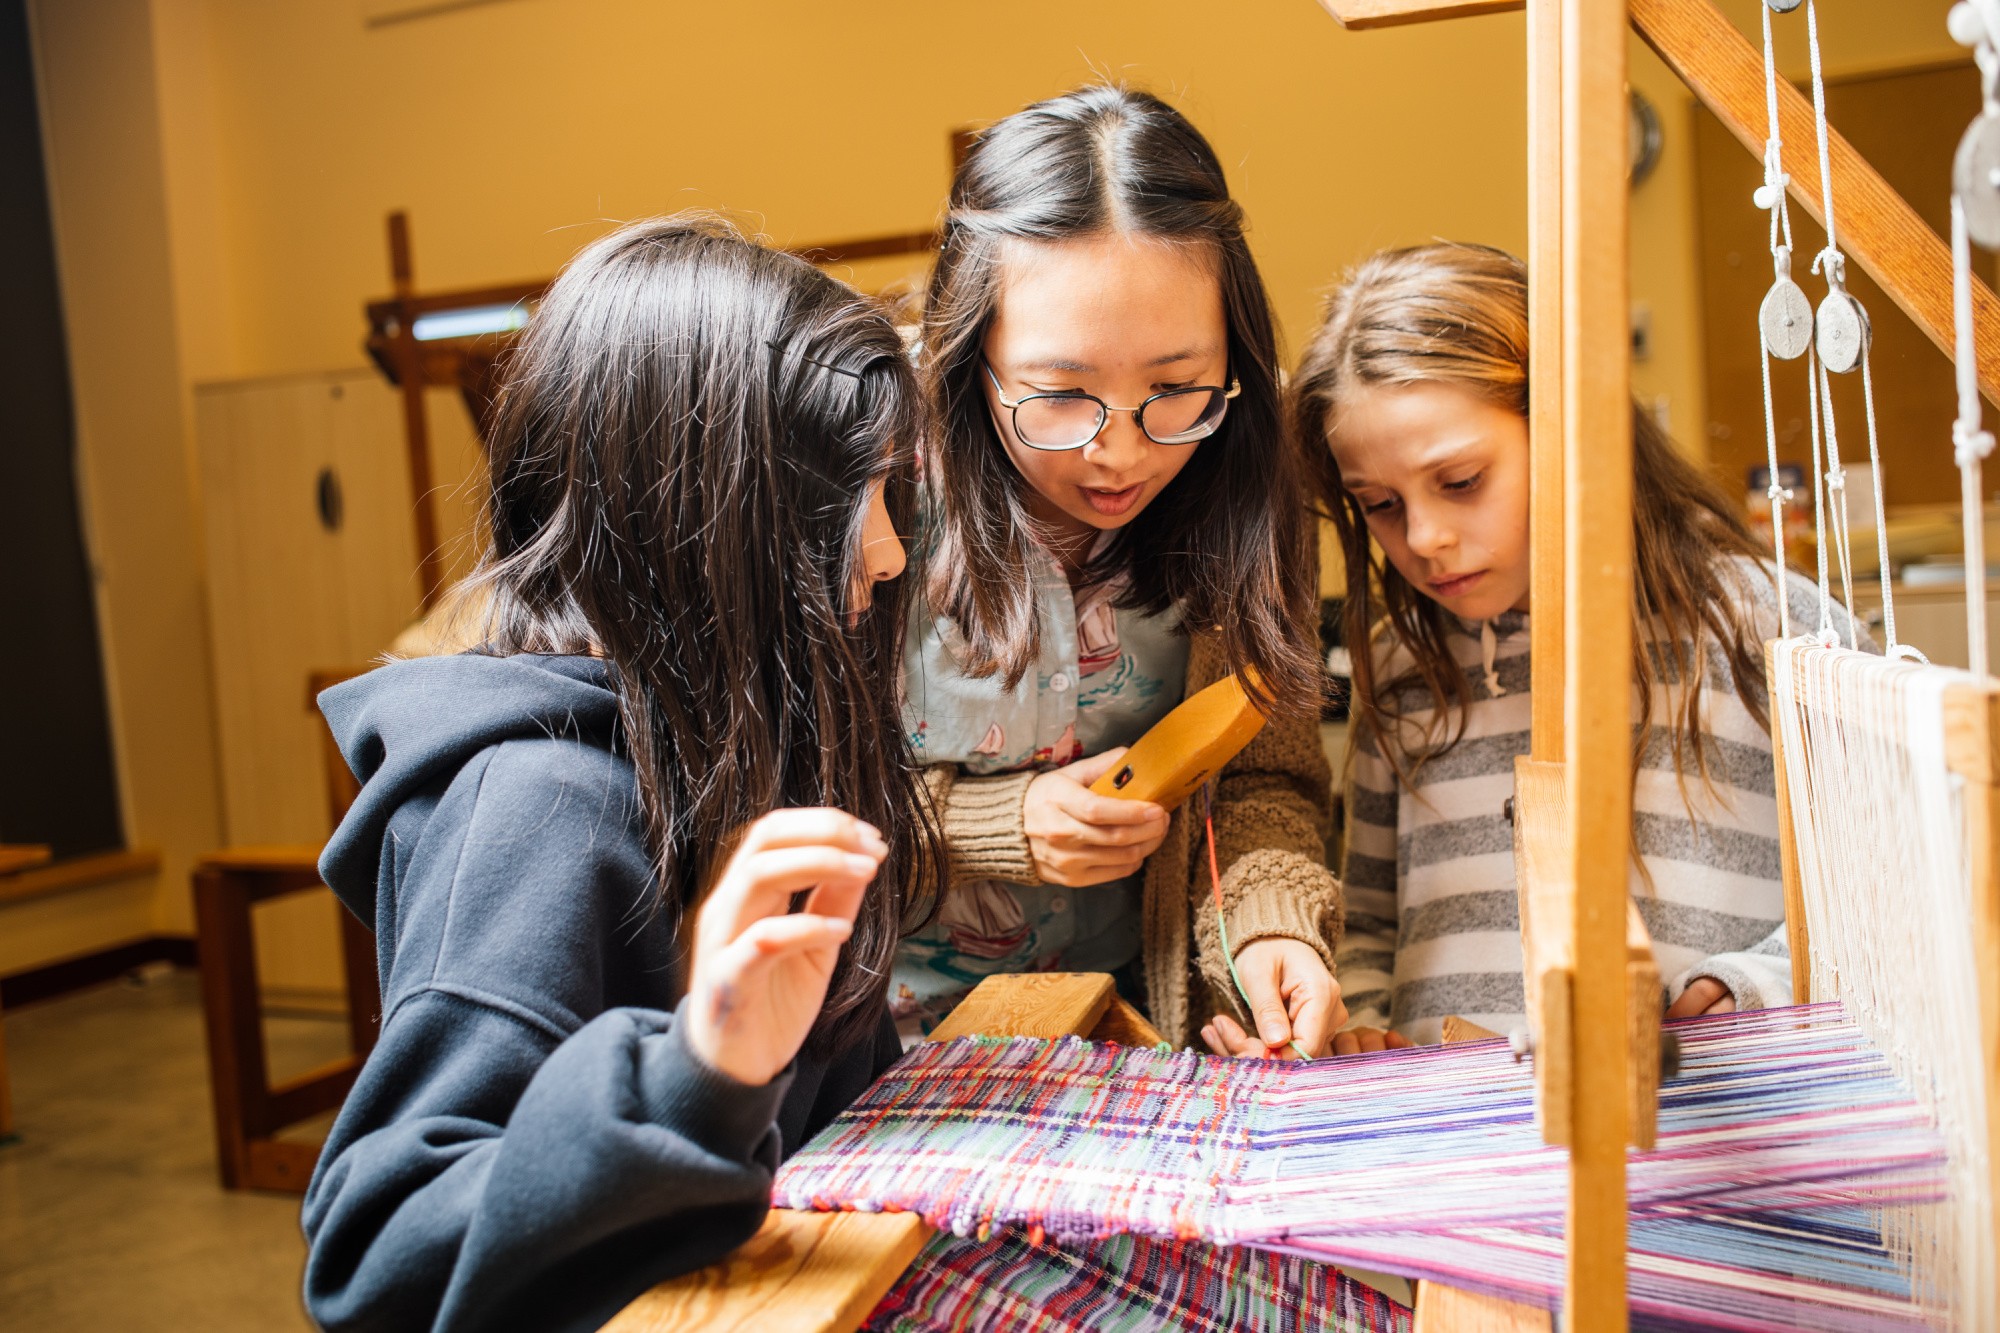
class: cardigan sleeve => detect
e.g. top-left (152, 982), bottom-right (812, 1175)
top-left (921, 764), bottom-right (1043, 888)
top-left (1188, 663), bottom-right (1344, 1017)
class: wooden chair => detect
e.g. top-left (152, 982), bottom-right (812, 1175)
top-left (0, 844), bottom-right (52, 1139)
top-left (193, 846), bottom-right (378, 1191)
top-left (194, 666), bottom-right (374, 1192)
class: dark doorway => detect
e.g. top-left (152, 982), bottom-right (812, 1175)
top-left (0, 0), bottom-right (125, 858)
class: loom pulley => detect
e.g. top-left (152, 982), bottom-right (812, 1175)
top-left (1758, 245), bottom-right (1813, 362)
top-left (1813, 259), bottom-right (1871, 375)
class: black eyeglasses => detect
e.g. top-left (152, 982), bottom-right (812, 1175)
top-left (983, 362), bottom-right (1240, 451)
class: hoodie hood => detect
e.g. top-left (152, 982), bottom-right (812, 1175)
top-left (317, 653), bottom-right (620, 925)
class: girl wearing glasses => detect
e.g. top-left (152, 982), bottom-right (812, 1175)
top-left (894, 85), bottom-right (1343, 1060)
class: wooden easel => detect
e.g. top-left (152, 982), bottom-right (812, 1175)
top-left (362, 130), bottom-right (970, 609)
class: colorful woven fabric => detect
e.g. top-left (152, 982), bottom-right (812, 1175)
top-left (777, 1004), bottom-right (1947, 1327)
top-left (867, 1229), bottom-right (1410, 1333)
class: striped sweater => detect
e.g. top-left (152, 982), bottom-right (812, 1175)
top-left (1337, 559), bottom-right (1866, 1044)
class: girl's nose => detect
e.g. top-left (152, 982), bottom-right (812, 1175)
top-left (874, 537), bottom-right (907, 584)
top-left (1081, 409), bottom-right (1150, 471)
top-left (1404, 502), bottom-right (1456, 559)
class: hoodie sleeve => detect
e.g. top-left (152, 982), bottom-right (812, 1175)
top-left (301, 738), bottom-right (791, 1333)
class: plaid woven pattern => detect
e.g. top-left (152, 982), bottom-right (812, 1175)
top-left (778, 1004), bottom-right (1947, 1327)
top-left (867, 1229), bottom-right (1410, 1333)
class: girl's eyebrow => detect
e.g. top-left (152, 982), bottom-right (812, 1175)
top-left (1011, 345), bottom-right (1220, 375)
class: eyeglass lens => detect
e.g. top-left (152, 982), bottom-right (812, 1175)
top-left (1014, 387), bottom-right (1228, 449)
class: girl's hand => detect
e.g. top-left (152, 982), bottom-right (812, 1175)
top-left (1332, 1026), bottom-right (1415, 1056)
top-left (681, 809), bottom-right (888, 1087)
top-left (1209, 937), bottom-right (1346, 1059)
top-left (1665, 977), bottom-right (1737, 1019)
top-left (1023, 748), bottom-right (1169, 887)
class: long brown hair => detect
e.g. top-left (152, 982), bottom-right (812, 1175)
top-left (475, 216), bottom-right (942, 1056)
top-left (1293, 242), bottom-right (1771, 790)
top-left (921, 85), bottom-right (1320, 718)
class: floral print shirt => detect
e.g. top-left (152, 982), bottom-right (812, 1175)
top-left (892, 538), bottom-right (1189, 1031)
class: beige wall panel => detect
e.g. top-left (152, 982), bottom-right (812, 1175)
top-left (0, 878), bottom-right (156, 977)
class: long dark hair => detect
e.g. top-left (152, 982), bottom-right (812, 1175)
top-left (921, 85), bottom-right (1320, 718)
top-left (1293, 243), bottom-right (1771, 793)
top-left (475, 215), bottom-right (942, 1054)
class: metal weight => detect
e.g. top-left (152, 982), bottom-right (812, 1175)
top-left (1759, 248), bottom-right (1813, 361)
top-left (1815, 288), bottom-right (1871, 374)
top-left (1955, 110), bottom-right (2000, 250)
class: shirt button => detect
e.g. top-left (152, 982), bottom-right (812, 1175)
top-left (1049, 896), bottom-right (1069, 913)
top-left (1050, 672), bottom-right (1072, 693)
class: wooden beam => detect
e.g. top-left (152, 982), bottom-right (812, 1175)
top-left (1529, 0), bottom-right (1565, 761)
top-left (1317, 0), bottom-right (1521, 29)
top-left (1630, 0), bottom-right (2000, 407)
top-left (1561, 0), bottom-right (1633, 1326)
top-left (925, 971), bottom-right (1114, 1043)
top-left (1514, 758), bottom-right (1660, 1150)
top-left (607, 1210), bottom-right (930, 1333)
top-left (1943, 682), bottom-right (2000, 1291)
top-left (1765, 641), bottom-right (1813, 1004)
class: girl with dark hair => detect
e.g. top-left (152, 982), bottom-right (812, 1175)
top-left (897, 85), bottom-right (1344, 1060)
top-left (1295, 242), bottom-right (1866, 1055)
top-left (301, 216), bottom-right (943, 1333)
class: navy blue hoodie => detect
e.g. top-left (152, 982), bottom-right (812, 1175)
top-left (302, 653), bottom-right (903, 1333)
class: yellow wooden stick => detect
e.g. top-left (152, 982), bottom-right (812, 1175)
top-left (1088, 671), bottom-right (1269, 810)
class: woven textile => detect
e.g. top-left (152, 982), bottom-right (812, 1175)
top-left (868, 1229), bottom-right (1410, 1333)
top-left (778, 1004), bottom-right (1947, 1327)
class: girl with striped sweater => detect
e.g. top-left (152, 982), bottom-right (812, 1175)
top-left (1291, 243), bottom-right (1863, 1053)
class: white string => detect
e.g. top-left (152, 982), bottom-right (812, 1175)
top-left (1757, 342), bottom-right (1792, 640)
top-left (1772, 641), bottom-right (1992, 1326)
top-left (1806, 2), bottom-right (1838, 261)
top-left (1805, 346), bottom-right (1837, 643)
top-left (1755, 2), bottom-right (1795, 637)
top-left (1799, 0), bottom-right (1901, 651)
top-left (1951, 0), bottom-right (1998, 678)
top-left (1954, 198), bottom-right (1995, 680)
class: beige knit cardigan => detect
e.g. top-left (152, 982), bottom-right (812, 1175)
top-left (920, 631), bottom-right (1344, 1049)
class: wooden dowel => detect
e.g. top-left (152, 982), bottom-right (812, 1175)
top-left (1765, 640), bottom-right (1812, 1005)
top-left (1529, 0), bottom-right (1565, 762)
top-left (386, 211), bottom-right (445, 610)
top-left (1561, 0), bottom-right (1633, 1325)
top-left (1317, 0), bottom-right (1522, 28)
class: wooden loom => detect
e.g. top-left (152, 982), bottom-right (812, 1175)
top-left (591, 2), bottom-right (2000, 1328)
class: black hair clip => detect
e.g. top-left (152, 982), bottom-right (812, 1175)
top-left (766, 337), bottom-right (866, 380)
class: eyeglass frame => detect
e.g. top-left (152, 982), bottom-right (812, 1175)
top-left (981, 361), bottom-right (1241, 451)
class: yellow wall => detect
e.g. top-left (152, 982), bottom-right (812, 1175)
top-left (13, 0), bottom-right (1966, 974)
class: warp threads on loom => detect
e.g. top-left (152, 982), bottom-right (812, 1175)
top-left (1772, 640), bottom-right (1994, 1324)
top-left (777, 1005), bottom-right (1947, 1329)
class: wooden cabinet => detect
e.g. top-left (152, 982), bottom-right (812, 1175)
top-left (193, 370), bottom-right (446, 1002)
